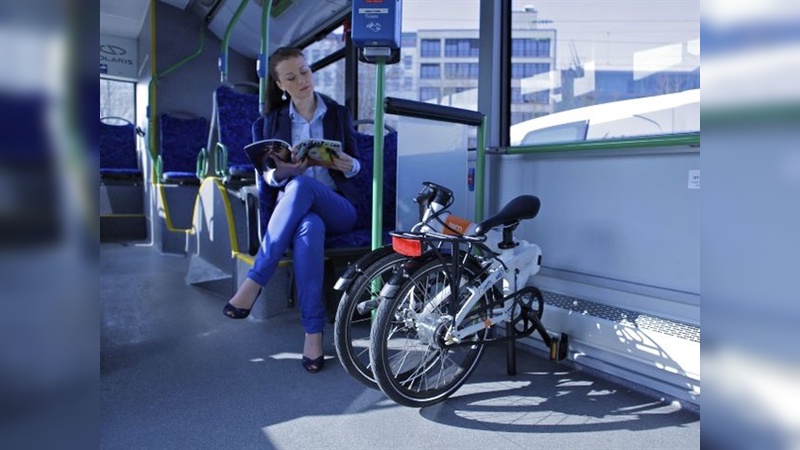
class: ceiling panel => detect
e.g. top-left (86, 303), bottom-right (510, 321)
top-left (100, 0), bottom-right (150, 39)
top-left (208, 0), bottom-right (350, 60)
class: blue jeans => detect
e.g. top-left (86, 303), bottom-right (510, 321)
top-left (247, 176), bottom-right (357, 334)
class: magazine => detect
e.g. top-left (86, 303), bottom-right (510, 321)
top-left (244, 138), bottom-right (343, 172)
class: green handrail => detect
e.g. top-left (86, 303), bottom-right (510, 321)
top-left (505, 132), bottom-right (700, 155)
top-left (147, 18), bottom-right (206, 180)
top-left (215, 142), bottom-right (229, 178)
top-left (259, 0), bottom-right (272, 115)
top-left (160, 28), bottom-right (205, 80)
top-left (475, 116), bottom-right (487, 222)
top-left (196, 148), bottom-right (208, 181)
top-left (371, 60), bottom-right (386, 250)
top-left (220, 0), bottom-right (250, 83)
top-left (147, 0), bottom-right (159, 181)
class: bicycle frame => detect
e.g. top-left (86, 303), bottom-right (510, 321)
top-left (388, 229), bottom-right (542, 345)
top-left (450, 239), bottom-right (541, 342)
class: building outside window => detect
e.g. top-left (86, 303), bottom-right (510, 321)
top-left (420, 39), bottom-right (441, 57)
top-left (512, 38), bottom-right (551, 57)
top-left (444, 38), bottom-right (480, 57)
top-left (403, 55), bottom-right (413, 69)
top-left (419, 87), bottom-right (440, 102)
top-left (444, 63), bottom-right (479, 79)
top-left (420, 63), bottom-right (441, 79)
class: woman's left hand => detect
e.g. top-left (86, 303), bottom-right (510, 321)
top-left (329, 152), bottom-right (354, 173)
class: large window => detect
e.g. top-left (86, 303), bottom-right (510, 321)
top-left (303, 26), bottom-right (345, 66)
top-left (509, 1), bottom-right (700, 143)
top-left (100, 78), bottom-right (135, 122)
top-left (304, 27), bottom-right (346, 104)
top-left (359, 0), bottom-right (481, 122)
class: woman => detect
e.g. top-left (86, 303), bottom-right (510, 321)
top-left (223, 47), bottom-right (361, 373)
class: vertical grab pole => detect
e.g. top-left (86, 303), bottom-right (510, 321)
top-left (475, 115), bottom-right (487, 222)
top-left (258, 0), bottom-right (271, 115)
top-left (371, 59), bottom-right (386, 250)
top-left (220, 0), bottom-right (250, 83)
top-left (147, 0), bottom-right (158, 184)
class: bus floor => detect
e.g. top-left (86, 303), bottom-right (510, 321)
top-left (101, 242), bottom-right (700, 449)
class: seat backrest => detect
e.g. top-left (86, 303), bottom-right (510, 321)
top-left (99, 118), bottom-right (138, 170)
top-left (160, 114), bottom-right (208, 173)
top-left (350, 130), bottom-right (397, 231)
top-left (215, 85), bottom-right (260, 167)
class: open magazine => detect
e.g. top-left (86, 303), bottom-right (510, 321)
top-left (244, 138), bottom-right (343, 172)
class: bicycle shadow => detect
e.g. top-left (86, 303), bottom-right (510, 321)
top-left (417, 345), bottom-right (698, 434)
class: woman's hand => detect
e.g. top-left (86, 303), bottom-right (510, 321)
top-left (328, 151), bottom-right (354, 173)
top-left (270, 154), bottom-right (309, 181)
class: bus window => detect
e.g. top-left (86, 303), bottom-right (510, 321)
top-left (511, 88), bottom-right (699, 146)
top-left (305, 26), bottom-right (346, 105)
top-left (100, 78), bottom-right (135, 123)
top-left (510, 1), bottom-right (699, 140)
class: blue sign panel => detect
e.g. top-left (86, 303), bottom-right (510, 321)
top-left (351, 0), bottom-right (402, 49)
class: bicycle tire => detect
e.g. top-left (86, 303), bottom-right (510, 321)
top-left (333, 251), bottom-right (408, 389)
top-left (370, 255), bottom-right (493, 407)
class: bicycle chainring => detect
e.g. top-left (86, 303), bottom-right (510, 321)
top-left (509, 287), bottom-right (544, 338)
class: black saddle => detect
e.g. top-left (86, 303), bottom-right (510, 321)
top-left (474, 195), bottom-right (540, 236)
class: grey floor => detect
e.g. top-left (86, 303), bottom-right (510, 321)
top-left (101, 243), bottom-right (700, 450)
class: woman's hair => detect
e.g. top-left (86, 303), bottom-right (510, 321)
top-left (266, 47), bottom-right (307, 114)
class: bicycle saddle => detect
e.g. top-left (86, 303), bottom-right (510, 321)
top-left (474, 195), bottom-right (541, 235)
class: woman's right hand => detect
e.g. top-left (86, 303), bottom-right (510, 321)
top-left (270, 154), bottom-right (309, 181)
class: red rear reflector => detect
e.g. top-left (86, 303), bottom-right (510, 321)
top-left (392, 236), bottom-right (422, 257)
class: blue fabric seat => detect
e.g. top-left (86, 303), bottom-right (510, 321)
top-left (249, 116), bottom-right (397, 251)
top-left (159, 114), bottom-right (207, 184)
top-left (215, 85), bottom-right (259, 180)
top-left (100, 118), bottom-right (141, 179)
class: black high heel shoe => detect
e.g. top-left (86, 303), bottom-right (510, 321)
top-left (302, 355), bottom-right (325, 373)
top-left (222, 288), bottom-right (262, 319)
top-left (302, 332), bottom-right (325, 373)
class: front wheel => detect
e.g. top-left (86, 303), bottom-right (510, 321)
top-left (369, 256), bottom-right (490, 408)
top-left (333, 251), bottom-right (408, 389)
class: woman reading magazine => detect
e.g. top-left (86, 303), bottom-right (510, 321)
top-left (223, 47), bottom-right (361, 373)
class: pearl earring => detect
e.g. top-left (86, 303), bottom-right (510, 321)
top-left (281, 91), bottom-right (287, 101)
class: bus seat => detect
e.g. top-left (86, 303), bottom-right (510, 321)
top-left (214, 84), bottom-right (259, 181)
top-left (100, 117), bottom-right (141, 180)
top-left (159, 113), bottom-right (207, 184)
top-left (324, 127), bottom-right (397, 248)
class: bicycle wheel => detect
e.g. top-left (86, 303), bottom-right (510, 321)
top-left (370, 255), bottom-right (492, 408)
top-left (333, 251), bottom-right (408, 389)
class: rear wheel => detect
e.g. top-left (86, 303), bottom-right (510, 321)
top-left (369, 256), bottom-right (491, 407)
top-left (333, 252), bottom-right (407, 389)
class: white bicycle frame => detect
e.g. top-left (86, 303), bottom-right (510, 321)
top-left (415, 238), bottom-right (542, 345)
